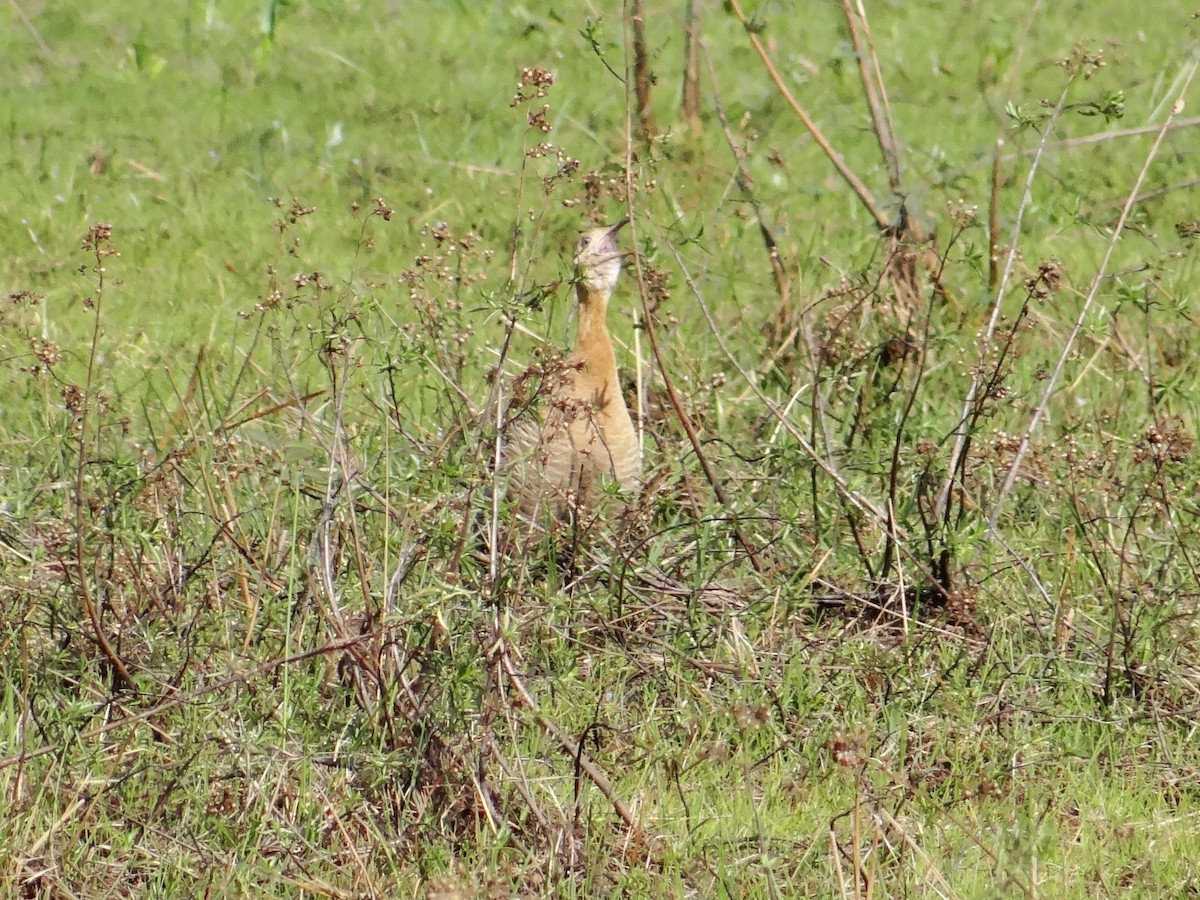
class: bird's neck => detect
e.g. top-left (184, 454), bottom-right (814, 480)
top-left (571, 281), bottom-right (618, 388)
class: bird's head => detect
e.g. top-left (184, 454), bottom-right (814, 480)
top-left (573, 219), bottom-right (628, 296)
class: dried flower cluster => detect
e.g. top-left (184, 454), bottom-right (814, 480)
top-left (641, 259), bottom-right (672, 317)
top-left (527, 104), bottom-right (552, 134)
top-left (829, 727), bottom-right (869, 769)
top-left (526, 142), bottom-right (580, 194)
top-left (270, 196), bottom-right (316, 230)
top-left (1175, 220), bottom-right (1200, 241)
top-left (946, 199), bottom-right (978, 228)
top-left (1025, 259), bottom-right (1063, 301)
top-left (510, 66), bottom-right (554, 107)
top-left (1135, 422), bottom-right (1194, 466)
top-left (81, 222), bottom-right (115, 255)
top-left (1061, 43), bottom-right (1107, 79)
top-left (9, 289), bottom-right (43, 306)
top-left (27, 338), bottom-right (62, 375)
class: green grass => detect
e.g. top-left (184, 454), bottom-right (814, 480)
top-left (3, 0), bottom-right (1200, 896)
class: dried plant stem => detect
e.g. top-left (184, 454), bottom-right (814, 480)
top-left (627, 227), bottom-right (765, 572)
top-left (1003, 115), bottom-right (1200, 158)
top-left (841, 0), bottom-right (901, 193)
top-left (987, 137), bottom-right (1003, 292)
top-left (629, 0), bottom-right (657, 141)
top-left (934, 84), bottom-right (1071, 522)
top-left (702, 40), bottom-right (858, 553)
top-left (487, 316), bottom-right (521, 587)
top-left (665, 241), bottom-right (896, 536)
top-left (312, 341), bottom-right (381, 718)
top-left (681, 0), bottom-right (702, 130)
top-left (989, 61), bottom-right (1199, 527)
top-left (881, 235), bottom-right (964, 580)
top-left (726, 0), bottom-right (889, 231)
top-left (9, 0), bottom-right (53, 62)
top-left (74, 232), bottom-right (137, 695)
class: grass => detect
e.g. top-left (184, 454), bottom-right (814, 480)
top-left (3, 0), bottom-right (1200, 896)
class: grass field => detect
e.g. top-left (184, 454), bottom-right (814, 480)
top-left (3, 1), bottom-right (1200, 896)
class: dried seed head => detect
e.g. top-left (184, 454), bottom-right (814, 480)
top-left (527, 104), bottom-right (552, 133)
top-left (511, 66), bottom-right (555, 106)
top-left (1025, 259), bottom-right (1064, 301)
top-left (946, 198), bottom-right (978, 228)
top-left (81, 223), bottom-right (116, 256)
top-left (9, 290), bottom-right (44, 306)
top-left (828, 727), bottom-right (869, 769)
top-left (28, 338), bottom-right (62, 375)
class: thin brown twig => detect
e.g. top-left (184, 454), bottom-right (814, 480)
top-left (854, 0), bottom-right (899, 181)
top-left (73, 228), bottom-right (138, 696)
top-left (726, 0), bottom-right (889, 231)
top-left (841, 0), bottom-right (900, 193)
top-left (934, 84), bottom-right (1072, 522)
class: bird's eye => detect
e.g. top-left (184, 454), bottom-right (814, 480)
top-left (578, 236), bottom-right (590, 248)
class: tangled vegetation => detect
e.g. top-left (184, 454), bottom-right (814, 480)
top-left (2, 1), bottom-right (1199, 896)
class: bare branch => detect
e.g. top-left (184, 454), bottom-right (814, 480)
top-left (726, 0), bottom-right (890, 231)
top-left (841, 0), bottom-right (901, 193)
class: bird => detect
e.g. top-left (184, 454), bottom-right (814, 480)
top-left (500, 219), bottom-right (642, 522)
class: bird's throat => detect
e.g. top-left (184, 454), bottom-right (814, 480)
top-left (571, 282), bottom-right (619, 395)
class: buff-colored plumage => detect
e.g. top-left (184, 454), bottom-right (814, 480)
top-left (503, 220), bottom-right (641, 520)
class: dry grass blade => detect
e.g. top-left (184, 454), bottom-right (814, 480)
top-left (873, 804), bottom-right (957, 899)
top-left (0, 631), bottom-right (389, 771)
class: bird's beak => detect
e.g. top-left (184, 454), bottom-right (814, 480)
top-left (604, 218), bottom-right (632, 261)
